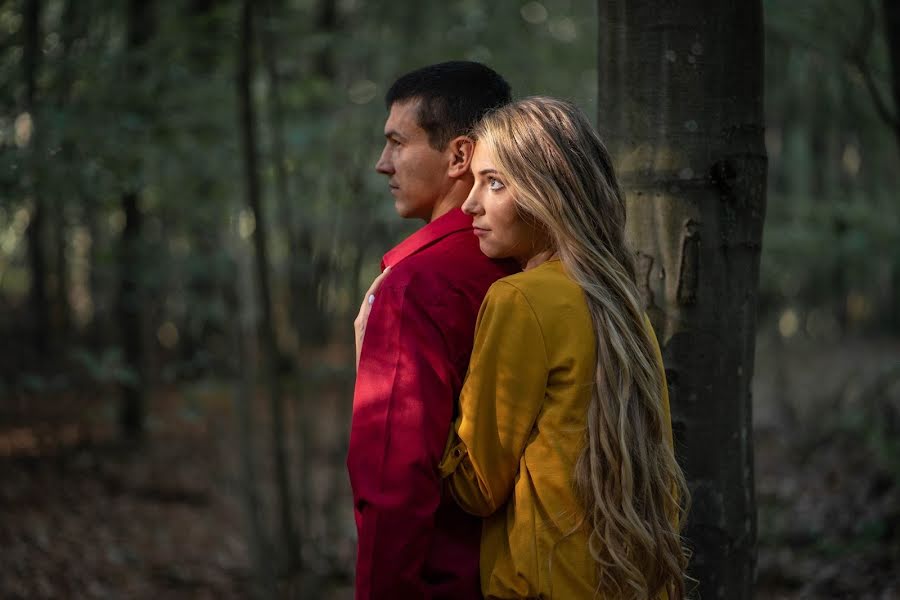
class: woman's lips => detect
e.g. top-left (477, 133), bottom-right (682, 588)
top-left (473, 227), bottom-right (489, 237)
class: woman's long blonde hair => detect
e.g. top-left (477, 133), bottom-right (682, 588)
top-left (473, 97), bottom-right (690, 599)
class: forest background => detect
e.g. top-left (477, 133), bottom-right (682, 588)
top-left (1, 0), bottom-right (899, 598)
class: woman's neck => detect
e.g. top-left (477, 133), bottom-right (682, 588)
top-left (522, 248), bottom-right (558, 271)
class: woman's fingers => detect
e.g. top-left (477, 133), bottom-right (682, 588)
top-left (356, 267), bottom-right (391, 323)
top-left (355, 267), bottom-right (391, 369)
top-left (364, 267), bottom-right (391, 306)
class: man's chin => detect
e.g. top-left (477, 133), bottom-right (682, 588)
top-left (394, 204), bottom-right (411, 219)
top-left (394, 199), bottom-right (425, 220)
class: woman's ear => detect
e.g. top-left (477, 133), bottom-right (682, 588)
top-left (447, 136), bottom-right (474, 178)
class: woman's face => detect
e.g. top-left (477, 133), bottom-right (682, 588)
top-left (462, 143), bottom-right (545, 265)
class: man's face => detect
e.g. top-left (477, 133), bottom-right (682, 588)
top-left (375, 100), bottom-right (451, 221)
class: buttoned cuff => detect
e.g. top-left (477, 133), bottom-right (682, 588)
top-left (439, 430), bottom-right (469, 478)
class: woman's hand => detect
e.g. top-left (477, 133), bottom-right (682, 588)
top-left (354, 267), bottom-right (391, 370)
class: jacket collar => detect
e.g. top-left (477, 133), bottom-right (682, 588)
top-left (381, 208), bottom-right (473, 270)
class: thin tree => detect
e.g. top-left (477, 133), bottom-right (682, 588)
top-left (885, 0), bottom-right (900, 144)
top-left (292, 0), bottom-right (338, 347)
top-left (881, 0), bottom-right (900, 331)
top-left (597, 1), bottom-right (767, 597)
top-left (230, 233), bottom-right (276, 599)
top-left (257, 0), bottom-right (318, 548)
top-left (237, 0), bottom-right (300, 571)
top-left (22, 0), bottom-right (49, 358)
top-left (52, 0), bottom-right (86, 343)
top-left (850, 0), bottom-right (900, 156)
top-left (117, 0), bottom-right (154, 440)
top-left (182, 0), bottom-right (228, 363)
top-left (258, 0), bottom-right (297, 337)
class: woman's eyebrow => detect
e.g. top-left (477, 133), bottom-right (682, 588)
top-left (478, 168), bottom-right (498, 175)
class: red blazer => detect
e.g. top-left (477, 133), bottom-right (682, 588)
top-left (348, 208), bottom-right (518, 599)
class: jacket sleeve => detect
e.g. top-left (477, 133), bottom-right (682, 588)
top-left (347, 277), bottom-right (456, 600)
top-left (438, 281), bottom-right (549, 517)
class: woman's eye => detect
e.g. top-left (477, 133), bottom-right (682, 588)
top-left (488, 177), bottom-right (505, 191)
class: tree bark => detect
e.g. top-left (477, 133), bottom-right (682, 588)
top-left (258, 0), bottom-right (299, 342)
top-left (883, 0), bottom-right (900, 330)
top-left (180, 0), bottom-right (227, 367)
top-left (237, 0), bottom-right (300, 570)
top-left (597, 1), bottom-right (766, 597)
top-left (313, 0), bottom-right (337, 82)
top-left (230, 236), bottom-right (276, 599)
top-left (292, 0), bottom-right (339, 348)
top-left (23, 0), bottom-right (50, 358)
top-left (881, 0), bottom-right (900, 154)
top-left (52, 0), bottom-right (84, 342)
top-left (117, 0), bottom-right (154, 439)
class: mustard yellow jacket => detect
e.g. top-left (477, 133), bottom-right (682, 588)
top-left (439, 259), bottom-right (673, 599)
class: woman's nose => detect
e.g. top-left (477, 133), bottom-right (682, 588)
top-left (461, 189), bottom-right (480, 215)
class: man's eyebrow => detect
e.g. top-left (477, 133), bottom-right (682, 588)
top-left (384, 130), bottom-right (407, 141)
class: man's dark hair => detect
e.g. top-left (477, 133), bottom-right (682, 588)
top-left (385, 61), bottom-right (512, 150)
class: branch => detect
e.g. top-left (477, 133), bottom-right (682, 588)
top-left (767, 14), bottom-right (899, 132)
top-left (849, 0), bottom-right (900, 130)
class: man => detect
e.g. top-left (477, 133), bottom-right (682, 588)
top-left (347, 62), bottom-right (516, 599)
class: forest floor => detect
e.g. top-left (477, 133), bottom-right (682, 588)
top-left (753, 333), bottom-right (900, 599)
top-left (1, 333), bottom-right (899, 599)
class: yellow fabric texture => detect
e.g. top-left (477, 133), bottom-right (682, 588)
top-left (438, 259), bottom-right (673, 599)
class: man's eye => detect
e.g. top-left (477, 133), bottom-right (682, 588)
top-left (488, 177), bottom-right (505, 191)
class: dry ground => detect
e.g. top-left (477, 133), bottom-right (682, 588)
top-left (1, 333), bottom-right (899, 598)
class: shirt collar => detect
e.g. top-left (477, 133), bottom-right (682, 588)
top-left (381, 208), bottom-right (473, 270)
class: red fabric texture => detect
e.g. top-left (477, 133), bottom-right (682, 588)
top-left (348, 208), bottom-right (518, 600)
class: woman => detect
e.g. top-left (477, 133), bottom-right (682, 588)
top-left (359, 97), bottom-right (689, 599)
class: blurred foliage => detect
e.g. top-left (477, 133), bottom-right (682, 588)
top-left (0, 1), bottom-right (898, 597)
top-left (1, 0), bottom-right (894, 385)
top-left (762, 0), bottom-right (900, 338)
top-left (0, 0), bottom-right (599, 385)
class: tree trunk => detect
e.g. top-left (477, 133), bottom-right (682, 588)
top-left (230, 235), bottom-right (276, 599)
top-left (883, 0), bottom-right (900, 331)
top-left (597, 1), bottom-right (766, 597)
top-left (237, 0), bottom-right (300, 570)
top-left (181, 0), bottom-right (226, 367)
top-left (83, 196), bottom-right (102, 347)
top-left (51, 172), bottom-right (71, 340)
top-left (881, 0), bottom-right (900, 155)
top-left (117, 190), bottom-right (144, 437)
top-left (52, 0), bottom-right (85, 343)
top-left (313, 0), bottom-right (337, 83)
top-left (259, 0), bottom-right (298, 342)
top-left (23, 0), bottom-right (50, 359)
top-left (117, 0), bottom-right (154, 440)
top-left (258, 0), bottom-right (318, 544)
top-left (284, 0), bottom-right (339, 349)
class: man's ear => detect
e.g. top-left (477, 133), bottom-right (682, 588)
top-left (447, 136), bottom-right (474, 178)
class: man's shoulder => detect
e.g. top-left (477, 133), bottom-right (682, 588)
top-left (391, 230), bottom-right (511, 289)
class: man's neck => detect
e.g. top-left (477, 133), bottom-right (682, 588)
top-left (425, 180), bottom-right (472, 223)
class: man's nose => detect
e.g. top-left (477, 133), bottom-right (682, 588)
top-left (375, 147), bottom-right (393, 175)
